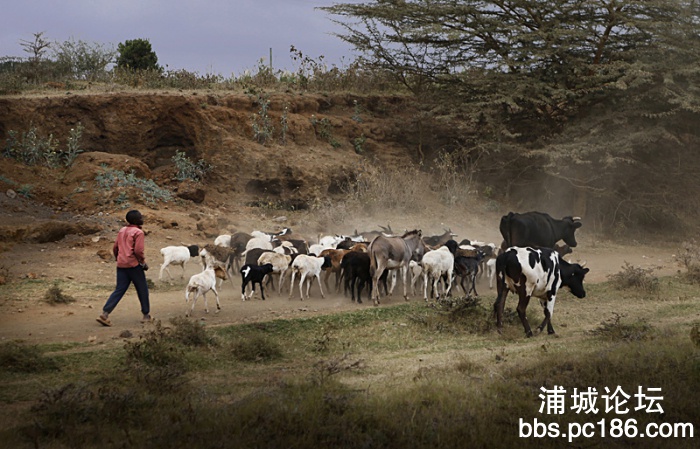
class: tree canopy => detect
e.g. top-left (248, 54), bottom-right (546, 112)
top-left (116, 38), bottom-right (160, 71)
top-left (322, 0), bottom-right (700, 234)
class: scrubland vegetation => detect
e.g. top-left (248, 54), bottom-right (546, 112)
top-left (1, 270), bottom-right (699, 448)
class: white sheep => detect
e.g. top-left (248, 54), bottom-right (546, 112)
top-left (289, 254), bottom-right (332, 300)
top-left (257, 251), bottom-right (292, 294)
top-left (184, 262), bottom-right (227, 317)
top-left (421, 246), bottom-right (454, 301)
top-left (159, 245), bottom-right (199, 281)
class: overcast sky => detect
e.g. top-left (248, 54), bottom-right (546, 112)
top-left (0, 0), bottom-right (361, 76)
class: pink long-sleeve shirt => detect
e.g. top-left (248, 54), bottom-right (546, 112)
top-left (112, 224), bottom-right (146, 268)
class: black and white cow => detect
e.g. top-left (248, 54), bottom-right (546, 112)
top-left (494, 246), bottom-right (589, 337)
top-left (499, 211), bottom-right (582, 251)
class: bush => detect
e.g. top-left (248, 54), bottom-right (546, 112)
top-left (95, 166), bottom-right (173, 205)
top-left (230, 335), bottom-right (282, 362)
top-left (409, 296), bottom-right (513, 334)
top-left (172, 150), bottom-right (213, 182)
top-left (3, 123), bottom-right (84, 168)
top-left (43, 282), bottom-right (75, 305)
top-left (123, 321), bottom-right (188, 390)
top-left (588, 313), bottom-right (656, 342)
top-left (606, 262), bottom-right (659, 293)
top-left (251, 94), bottom-right (274, 144)
top-left (52, 38), bottom-right (116, 81)
top-left (27, 382), bottom-right (154, 447)
top-left (169, 316), bottom-right (217, 347)
top-left (0, 341), bottom-right (59, 373)
top-left (677, 240), bottom-right (700, 282)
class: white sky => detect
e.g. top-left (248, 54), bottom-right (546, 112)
top-left (0, 0), bottom-right (360, 76)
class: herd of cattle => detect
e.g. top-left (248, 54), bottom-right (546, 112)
top-left (162, 211), bottom-right (589, 337)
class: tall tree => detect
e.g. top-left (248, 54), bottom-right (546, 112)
top-left (321, 0), bottom-right (682, 139)
top-left (323, 1), bottom-right (700, 233)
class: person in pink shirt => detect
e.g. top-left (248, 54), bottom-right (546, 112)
top-left (97, 210), bottom-right (151, 326)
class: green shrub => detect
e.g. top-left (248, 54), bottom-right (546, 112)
top-left (251, 94), bottom-right (274, 144)
top-left (172, 150), bottom-right (213, 182)
top-left (353, 134), bottom-right (366, 154)
top-left (95, 166), bottom-right (173, 205)
top-left (0, 341), bottom-right (59, 373)
top-left (3, 123), bottom-right (84, 168)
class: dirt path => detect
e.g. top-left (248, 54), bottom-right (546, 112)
top-left (0, 236), bottom-right (680, 346)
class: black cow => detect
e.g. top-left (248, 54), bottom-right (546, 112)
top-left (494, 246), bottom-right (589, 337)
top-left (499, 211), bottom-right (582, 250)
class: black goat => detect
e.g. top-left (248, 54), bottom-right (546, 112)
top-left (240, 263), bottom-right (275, 301)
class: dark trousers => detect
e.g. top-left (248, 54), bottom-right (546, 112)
top-left (103, 266), bottom-right (150, 315)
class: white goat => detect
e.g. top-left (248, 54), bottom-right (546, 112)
top-left (289, 255), bottom-right (331, 300)
top-left (308, 243), bottom-right (327, 256)
top-left (273, 240), bottom-right (298, 255)
top-left (214, 234), bottom-right (231, 247)
top-left (159, 245), bottom-right (198, 281)
top-left (199, 245), bottom-right (236, 289)
top-left (318, 235), bottom-right (345, 248)
top-left (258, 252), bottom-right (292, 294)
top-left (421, 246), bottom-right (454, 301)
top-left (184, 262), bottom-right (226, 317)
top-left (486, 258), bottom-right (497, 289)
top-left (245, 237), bottom-right (274, 253)
top-left (409, 260), bottom-right (423, 296)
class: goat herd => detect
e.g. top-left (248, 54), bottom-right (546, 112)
top-left (159, 211), bottom-right (589, 337)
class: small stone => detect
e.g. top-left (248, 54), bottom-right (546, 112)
top-left (119, 330), bottom-right (133, 338)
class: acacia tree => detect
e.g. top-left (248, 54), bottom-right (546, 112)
top-left (323, 1), bottom-right (682, 137)
top-left (53, 38), bottom-right (116, 80)
top-left (322, 0), bottom-right (700, 233)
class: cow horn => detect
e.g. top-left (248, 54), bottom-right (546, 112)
top-left (572, 216), bottom-right (582, 221)
top-left (579, 260), bottom-right (587, 267)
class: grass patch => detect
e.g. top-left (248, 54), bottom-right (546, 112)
top-left (1, 283), bottom-right (699, 449)
top-left (0, 341), bottom-right (59, 373)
